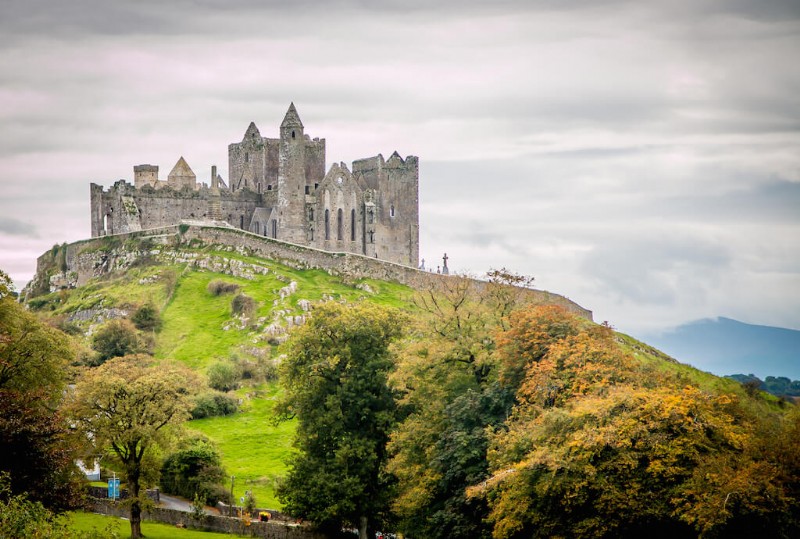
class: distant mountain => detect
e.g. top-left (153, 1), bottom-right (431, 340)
top-left (638, 317), bottom-right (800, 380)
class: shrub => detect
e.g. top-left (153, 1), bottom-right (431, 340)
top-left (130, 303), bottom-right (162, 332)
top-left (160, 438), bottom-right (228, 505)
top-left (91, 319), bottom-right (143, 365)
top-left (228, 351), bottom-right (278, 384)
top-left (231, 293), bottom-right (256, 318)
top-left (207, 280), bottom-right (240, 296)
top-left (191, 391), bottom-right (239, 419)
top-left (207, 361), bottom-right (241, 392)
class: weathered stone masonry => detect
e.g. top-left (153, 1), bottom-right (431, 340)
top-left (28, 224), bottom-right (593, 321)
top-left (90, 103), bottom-right (419, 267)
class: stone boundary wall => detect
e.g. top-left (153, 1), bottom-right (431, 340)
top-left (90, 498), bottom-right (328, 539)
top-left (29, 223), bottom-right (592, 320)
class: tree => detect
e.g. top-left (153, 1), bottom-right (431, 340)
top-left (387, 276), bottom-right (543, 539)
top-left (276, 302), bottom-right (405, 538)
top-left (473, 306), bottom-right (800, 538)
top-left (90, 319), bottom-right (143, 365)
top-left (160, 436), bottom-right (228, 504)
top-left (0, 269), bottom-right (82, 510)
top-left (66, 355), bottom-right (201, 538)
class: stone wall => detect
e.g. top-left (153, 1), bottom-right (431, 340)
top-left (28, 223), bottom-right (593, 321)
top-left (90, 499), bottom-right (328, 539)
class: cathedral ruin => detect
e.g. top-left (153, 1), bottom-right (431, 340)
top-left (90, 104), bottom-right (420, 267)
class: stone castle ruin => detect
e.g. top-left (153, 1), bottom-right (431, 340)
top-left (90, 103), bottom-right (420, 267)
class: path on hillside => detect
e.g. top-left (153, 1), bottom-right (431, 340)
top-left (158, 493), bottom-right (220, 516)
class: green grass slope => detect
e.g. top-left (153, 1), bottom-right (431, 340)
top-left (27, 243), bottom-right (416, 509)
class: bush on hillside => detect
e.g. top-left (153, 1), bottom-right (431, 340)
top-left (90, 319), bottom-right (143, 365)
top-left (191, 391), bottom-right (239, 419)
top-left (207, 280), bottom-right (240, 296)
top-left (231, 293), bottom-right (256, 318)
top-left (207, 361), bottom-right (241, 392)
top-left (130, 303), bottom-right (162, 332)
top-left (231, 351), bottom-right (278, 383)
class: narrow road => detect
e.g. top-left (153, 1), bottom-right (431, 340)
top-left (157, 492), bottom-right (220, 516)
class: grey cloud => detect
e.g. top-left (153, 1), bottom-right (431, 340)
top-left (0, 216), bottom-right (38, 238)
top-left (659, 179), bottom-right (800, 223)
top-left (581, 236), bottom-right (732, 304)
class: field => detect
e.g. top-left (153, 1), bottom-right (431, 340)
top-left (189, 382), bottom-right (295, 508)
top-left (67, 511), bottom-right (250, 538)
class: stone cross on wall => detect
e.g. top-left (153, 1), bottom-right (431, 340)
top-left (442, 253), bottom-right (449, 275)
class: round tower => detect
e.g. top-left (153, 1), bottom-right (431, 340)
top-left (277, 103), bottom-right (307, 243)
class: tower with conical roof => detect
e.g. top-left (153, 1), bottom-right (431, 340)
top-left (277, 103), bottom-right (308, 243)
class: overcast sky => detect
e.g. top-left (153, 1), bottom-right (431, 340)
top-left (1, 0), bottom-right (798, 337)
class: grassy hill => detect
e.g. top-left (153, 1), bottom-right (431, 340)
top-left (24, 237), bottom-right (779, 515)
top-left (26, 242), bottom-right (416, 508)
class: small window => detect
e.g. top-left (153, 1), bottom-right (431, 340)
top-left (271, 219), bottom-right (277, 239)
top-left (351, 209), bottom-right (356, 241)
top-left (305, 185), bottom-right (310, 195)
top-left (390, 205), bottom-right (395, 217)
top-left (324, 209), bottom-right (330, 240)
top-left (309, 208), bottom-right (314, 222)
top-left (291, 130), bottom-right (295, 139)
top-left (337, 208), bottom-right (343, 241)
top-left (267, 184), bottom-right (272, 191)
top-left (245, 152), bottom-right (249, 163)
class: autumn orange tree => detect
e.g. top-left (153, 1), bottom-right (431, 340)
top-left (472, 306), bottom-right (800, 539)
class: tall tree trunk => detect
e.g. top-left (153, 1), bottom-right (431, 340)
top-left (129, 463), bottom-right (143, 539)
top-left (130, 499), bottom-right (142, 539)
top-left (359, 515), bottom-right (368, 539)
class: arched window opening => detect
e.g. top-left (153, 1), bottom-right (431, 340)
top-left (255, 222), bottom-right (259, 235)
top-left (324, 209), bottom-right (330, 240)
top-left (337, 208), bottom-right (343, 241)
top-left (271, 219), bottom-right (277, 239)
top-left (245, 152), bottom-right (249, 163)
top-left (267, 184), bottom-right (272, 191)
top-left (390, 204), bottom-right (395, 217)
top-left (351, 209), bottom-right (356, 241)
top-left (291, 130), bottom-right (296, 139)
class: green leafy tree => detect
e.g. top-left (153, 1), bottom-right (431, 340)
top-left (387, 276), bottom-right (546, 539)
top-left (0, 269), bottom-right (82, 510)
top-left (276, 302), bottom-right (405, 538)
top-left (66, 355), bottom-right (201, 539)
top-left (90, 319), bottom-right (143, 365)
top-left (160, 436), bottom-right (228, 504)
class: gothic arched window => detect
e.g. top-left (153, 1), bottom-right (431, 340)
top-left (351, 209), bottom-right (356, 241)
top-left (325, 209), bottom-right (330, 240)
top-left (337, 208), bottom-right (343, 241)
